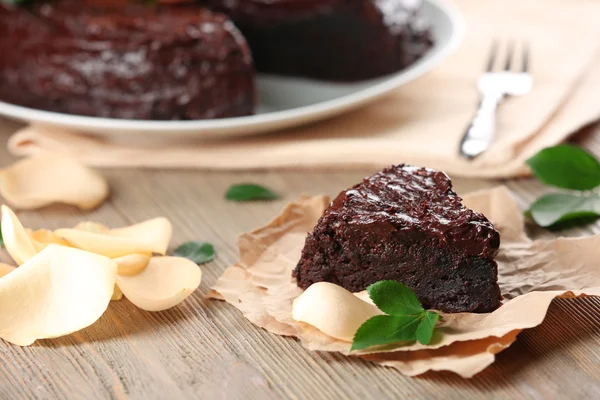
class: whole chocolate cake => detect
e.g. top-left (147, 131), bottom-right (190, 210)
top-left (293, 165), bottom-right (502, 313)
top-left (0, 1), bottom-right (255, 120)
top-left (208, 0), bottom-right (433, 81)
top-left (0, 0), bottom-right (432, 119)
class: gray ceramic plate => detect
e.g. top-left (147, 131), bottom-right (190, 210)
top-left (0, 0), bottom-right (463, 139)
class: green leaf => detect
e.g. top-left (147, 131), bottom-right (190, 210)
top-left (367, 280), bottom-right (424, 316)
top-left (173, 241), bottom-right (215, 265)
top-left (416, 311), bottom-right (440, 345)
top-left (352, 281), bottom-right (442, 351)
top-left (225, 184), bottom-right (279, 202)
top-left (0, 228), bottom-right (3, 247)
top-left (351, 315), bottom-right (421, 351)
top-left (526, 193), bottom-right (600, 227)
top-left (526, 145), bottom-right (600, 191)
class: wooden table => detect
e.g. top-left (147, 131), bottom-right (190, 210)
top-left (1, 121), bottom-right (600, 400)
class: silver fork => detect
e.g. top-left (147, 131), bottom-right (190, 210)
top-left (459, 41), bottom-right (533, 159)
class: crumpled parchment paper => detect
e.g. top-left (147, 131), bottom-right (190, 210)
top-left (208, 187), bottom-right (600, 378)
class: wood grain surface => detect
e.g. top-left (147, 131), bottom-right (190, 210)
top-left (1, 120), bottom-right (600, 400)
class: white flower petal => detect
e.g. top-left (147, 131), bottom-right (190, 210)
top-left (108, 218), bottom-right (172, 255)
top-left (117, 256), bottom-right (201, 312)
top-left (114, 253), bottom-right (151, 276)
top-left (55, 218), bottom-right (172, 258)
top-left (292, 282), bottom-right (383, 342)
top-left (0, 154), bottom-right (109, 210)
top-left (0, 245), bottom-right (117, 346)
top-left (29, 229), bottom-right (71, 252)
top-left (1, 205), bottom-right (37, 265)
top-left (111, 284), bottom-right (124, 301)
top-left (0, 263), bottom-right (16, 278)
top-left (73, 221), bottom-right (110, 234)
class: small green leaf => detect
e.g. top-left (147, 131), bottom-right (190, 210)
top-left (351, 315), bottom-right (421, 351)
top-left (173, 241), bottom-right (215, 265)
top-left (352, 281), bottom-right (441, 351)
top-left (367, 280), bottom-right (424, 316)
top-left (416, 311), bottom-right (440, 345)
top-left (0, 228), bottom-right (3, 247)
top-left (225, 184), bottom-right (279, 202)
top-left (526, 193), bottom-right (600, 227)
top-left (526, 145), bottom-right (600, 191)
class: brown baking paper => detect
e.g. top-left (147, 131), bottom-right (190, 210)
top-left (208, 187), bottom-right (600, 378)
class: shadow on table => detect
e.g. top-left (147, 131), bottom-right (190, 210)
top-left (33, 293), bottom-right (209, 348)
top-left (417, 297), bottom-right (600, 391)
top-left (317, 297), bottom-right (600, 393)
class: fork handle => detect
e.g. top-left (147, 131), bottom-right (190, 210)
top-left (459, 93), bottom-right (502, 159)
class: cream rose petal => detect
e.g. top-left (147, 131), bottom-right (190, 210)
top-left (117, 256), bottom-right (201, 312)
top-left (1, 205), bottom-right (37, 265)
top-left (55, 218), bottom-right (172, 258)
top-left (0, 245), bottom-right (117, 346)
top-left (108, 218), bottom-right (172, 255)
top-left (0, 263), bottom-right (16, 278)
top-left (29, 229), bottom-right (71, 252)
top-left (292, 282), bottom-right (383, 342)
top-left (0, 153), bottom-right (109, 210)
top-left (111, 284), bottom-right (124, 301)
top-left (114, 253), bottom-right (151, 276)
top-left (73, 221), bottom-right (110, 234)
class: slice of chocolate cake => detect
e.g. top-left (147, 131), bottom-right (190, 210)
top-left (293, 165), bottom-right (501, 313)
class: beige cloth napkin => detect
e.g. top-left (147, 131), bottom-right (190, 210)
top-left (5, 0), bottom-right (600, 178)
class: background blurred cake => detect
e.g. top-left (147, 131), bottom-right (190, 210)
top-left (207, 0), bottom-right (433, 81)
top-left (0, 1), bottom-right (256, 120)
top-left (0, 0), bottom-right (433, 120)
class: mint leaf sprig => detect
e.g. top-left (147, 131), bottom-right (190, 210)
top-left (351, 281), bottom-right (441, 351)
top-left (526, 145), bottom-right (600, 228)
top-left (173, 241), bottom-right (215, 265)
top-left (225, 183), bottom-right (279, 202)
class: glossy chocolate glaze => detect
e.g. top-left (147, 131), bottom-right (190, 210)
top-left (0, 1), bottom-right (255, 119)
top-left (0, 0), bottom-right (432, 117)
top-left (293, 165), bottom-right (502, 313)
top-left (207, 0), bottom-right (433, 81)
top-left (328, 165), bottom-right (500, 258)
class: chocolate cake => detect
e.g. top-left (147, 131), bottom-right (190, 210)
top-left (0, 1), bottom-right (255, 120)
top-left (0, 0), bottom-right (432, 119)
top-left (208, 0), bottom-right (433, 81)
top-left (293, 165), bottom-right (502, 313)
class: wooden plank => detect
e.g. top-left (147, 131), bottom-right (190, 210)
top-left (0, 124), bottom-right (599, 399)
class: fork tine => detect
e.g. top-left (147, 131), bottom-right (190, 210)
top-left (486, 40), bottom-right (498, 71)
top-left (504, 41), bottom-right (514, 71)
top-left (521, 42), bottom-right (530, 72)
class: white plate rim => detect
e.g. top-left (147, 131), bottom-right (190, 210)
top-left (0, 0), bottom-right (464, 137)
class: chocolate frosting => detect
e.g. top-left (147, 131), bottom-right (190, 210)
top-left (327, 165), bottom-right (500, 258)
top-left (0, 1), bottom-right (255, 120)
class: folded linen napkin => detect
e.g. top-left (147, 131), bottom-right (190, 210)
top-left (5, 0), bottom-right (600, 178)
